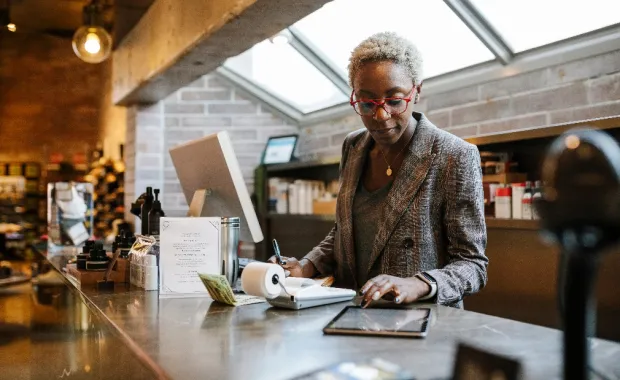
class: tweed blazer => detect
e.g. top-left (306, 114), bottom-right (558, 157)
top-left (304, 112), bottom-right (488, 308)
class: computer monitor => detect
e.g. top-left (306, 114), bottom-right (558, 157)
top-left (168, 131), bottom-right (264, 243)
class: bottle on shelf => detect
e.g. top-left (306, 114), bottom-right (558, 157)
top-left (141, 187), bottom-right (154, 235)
top-left (531, 180), bottom-right (543, 220)
top-left (511, 182), bottom-right (525, 219)
top-left (148, 189), bottom-right (165, 238)
top-left (521, 181), bottom-right (533, 220)
top-left (494, 186), bottom-right (512, 219)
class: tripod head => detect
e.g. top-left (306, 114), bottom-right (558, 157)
top-left (536, 128), bottom-right (620, 253)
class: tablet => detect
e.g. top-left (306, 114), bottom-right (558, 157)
top-left (261, 135), bottom-right (298, 164)
top-left (323, 306), bottom-right (431, 338)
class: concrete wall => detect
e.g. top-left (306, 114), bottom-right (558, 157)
top-left (0, 33), bottom-right (105, 164)
top-left (296, 50), bottom-right (620, 160)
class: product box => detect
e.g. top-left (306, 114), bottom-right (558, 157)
top-left (313, 199), bottom-right (337, 215)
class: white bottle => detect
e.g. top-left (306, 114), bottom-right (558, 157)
top-left (511, 183), bottom-right (525, 219)
top-left (522, 181), bottom-right (533, 220)
top-left (297, 180), bottom-right (307, 215)
top-left (531, 180), bottom-right (542, 220)
top-left (495, 186), bottom-right (512, 219)
top-left (288, 183), bottom-right (298, 214)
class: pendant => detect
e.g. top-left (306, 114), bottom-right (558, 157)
top-left (386, 167), bottom-right (393, 176)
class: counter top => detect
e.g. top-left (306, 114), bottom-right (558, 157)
top-left (35, 250), bottom-right (619, 380)
top-left (0, 268), bottom-right (163, 380)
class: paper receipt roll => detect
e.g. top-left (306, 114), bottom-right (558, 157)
top-left (241, 262), bottom-right (285, 299)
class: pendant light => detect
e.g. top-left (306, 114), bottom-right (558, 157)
top-left (72, 2), bottom-right (112, 64)
top-left (1, 2), bottom-right (16, 32)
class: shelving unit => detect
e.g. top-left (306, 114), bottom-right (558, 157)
top-left (255, 159), bottom-right (340, 260)
top-left (254, 116), bottom-right (620, 261)
top-left (485, 217), bottom-right (538, 230)
top-left (85, 158), bottom-right (126, 239)
top-left (482, 173), bottom-right (527, 184)
top-left (0, 162), bottom-right (44, 259)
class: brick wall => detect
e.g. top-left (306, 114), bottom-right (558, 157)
top-left (297, 50), bottom-right (620, 160)
top-left (126, 74), bottom-right (298, 250)
top-left (0, 33), bottom-right (104, 163)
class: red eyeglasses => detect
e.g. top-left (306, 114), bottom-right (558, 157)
top-left (350, 87), bottom-right (416, 117)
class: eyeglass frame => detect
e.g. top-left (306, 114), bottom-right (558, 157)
top-left (349, 86), bottom-right (417, 117)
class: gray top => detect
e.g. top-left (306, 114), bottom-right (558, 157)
top-left (353, 181), bottom-right (391, 287)
top-left (38, 253), bottom-right (620, 380)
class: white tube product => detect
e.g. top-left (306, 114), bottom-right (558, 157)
top-left (511, 183), bottom-right (525, 219)
top-left (241, 262), bottom-right (285, 299)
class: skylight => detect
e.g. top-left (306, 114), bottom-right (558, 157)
top-left (294, 0), bottom-right (495, 80)
top-left (470, 0), bottom-right (620, 52)
top-left (224, 40), bottom-right (347, 114)
top-left (220, 0), bottom-right (620, 117)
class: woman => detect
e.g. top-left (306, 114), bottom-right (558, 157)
top-left (270, 32), bottom-right (488, 308)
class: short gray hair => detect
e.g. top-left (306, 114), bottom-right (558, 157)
top-left (348, 31), bottom-right (424, 88)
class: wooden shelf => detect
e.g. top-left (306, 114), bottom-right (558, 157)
top-left (267, 214), bottom-right (538, 230)
top-left (266, 157), bottom-right (340, 172)
top-left (486, 217), bottom-right (539, 230)
top-left (465, 116), bottom-right (620, 146)
top-left (483, 173), bottom-right (527, 183)
top-left (267, 213), bottom-right (335, 222)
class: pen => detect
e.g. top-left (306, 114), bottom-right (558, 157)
top-left (272, 239), bottom-right (285, 265)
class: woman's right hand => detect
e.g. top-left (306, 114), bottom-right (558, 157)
top-left (267, 256), bottom-right (305, 278)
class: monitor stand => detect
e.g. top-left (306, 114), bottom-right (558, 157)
top-left (187, 189), bottom-right (212, 217)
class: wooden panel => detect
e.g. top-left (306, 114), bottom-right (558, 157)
top-left (482, 172), bottom-right (527, 183)
top-left (465, 115), bottom-right (620, 146)
top-left (486, 217), bottom-right (538, 230)
top-left (466, 228), bottom-right (620, 341)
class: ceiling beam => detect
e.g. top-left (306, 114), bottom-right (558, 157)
top-left (113, 0), bottom-right (155, 48)
top-left (444, 0), bottom-right (513, 65)
top-left (112, 0), bottom-right (331, 106)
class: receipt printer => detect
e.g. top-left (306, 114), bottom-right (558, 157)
top-left (241, 262), bottom-right (356, 310)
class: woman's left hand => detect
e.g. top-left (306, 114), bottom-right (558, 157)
top-left (360, 275), bottom-right (431, 308)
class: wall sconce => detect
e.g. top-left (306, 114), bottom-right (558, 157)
top-left (72, 2), bottom-right (112, 64)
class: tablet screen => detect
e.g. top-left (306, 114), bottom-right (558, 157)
top-left (262, 135), bottom-right (298, 164)
top-left (325, 307), bottom-right (430, 335)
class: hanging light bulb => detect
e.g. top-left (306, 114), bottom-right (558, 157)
top-left (72, 3), bottom-right (112, 64)
top-left (1, 5), bottom-right (16, 32)
top-left (84, 32), bottom-right (102, 54)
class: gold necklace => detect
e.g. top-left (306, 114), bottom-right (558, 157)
top-left (377, 130), bottom-right (414, 177)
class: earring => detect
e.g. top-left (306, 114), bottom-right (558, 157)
top-left (414, 93), bottom-right (420, 104)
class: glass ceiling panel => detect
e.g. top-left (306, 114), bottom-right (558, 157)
top-left (293, 0), bottom-right (495, 80)
top-left (470, 0), bottom-right (620, 52)
top-left (224, 40), bottom-right (347, 113)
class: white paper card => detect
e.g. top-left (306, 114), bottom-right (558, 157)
top-left (159, 217), bottom-right (221, 297)
top-left (66, 222), bottom-right (89, 246)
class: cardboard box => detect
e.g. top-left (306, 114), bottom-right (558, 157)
top-left (313, 199), bottom-right (337, 215)
top-left (65, 256), bottom-right (130, 287)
